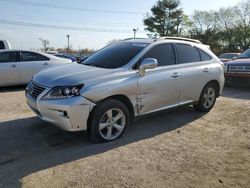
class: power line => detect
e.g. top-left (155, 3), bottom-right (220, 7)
top-left (0, 19), bottom-right (144, 34)
top-left (1, 0), bottom-right (145, 15)
top-left (0, 12), bottom-right (140, 27)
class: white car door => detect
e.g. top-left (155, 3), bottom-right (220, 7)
top-left (19, 51), bottom-right (51, 83)
top-left (138, 43), bottom-right (181, 115)
top-left (175, 44), bottom-right (212, 104)
top-left (0, 51), bottom-right (20, 86)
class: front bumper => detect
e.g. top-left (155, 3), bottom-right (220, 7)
top-left (25, 91), bottom-right (95, 131)
top-left (225, 73), bottom-right (250, 85)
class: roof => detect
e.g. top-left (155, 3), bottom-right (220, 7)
top-left (122, 37), bottom-right (203, 45)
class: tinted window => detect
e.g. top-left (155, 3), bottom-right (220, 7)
top-left (0, 41), bottom-right (4, 49)
top-left (21, 52), bottom-right (49, 61)
top-left (0, 52), bottom-right (19, 63)
top-left (84, 42), bottom-right (147, 69)
top-left (176, 44), bottom-right (201, 64)
top-left (198, 49), bottom-right (212, 61)
top-left (142, 44), bottom-right (176, 66)
top-left (219, 53), bottom-right (237, 59)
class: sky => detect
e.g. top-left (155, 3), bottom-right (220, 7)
top-left (0, 0), bottom-right (242, 50)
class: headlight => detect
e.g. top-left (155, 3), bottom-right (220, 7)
top-left (42, 85), bottom-right (84, 100)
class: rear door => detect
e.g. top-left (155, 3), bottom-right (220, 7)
top-left (175, 44), bottom-right (212, 104)
top-left (0, 51), bottom-right (20, 86)
top-left (20, 51), bottom-right (50, 83)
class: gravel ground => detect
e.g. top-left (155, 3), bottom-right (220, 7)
top-left (0, 86), bottom-right (249, 188)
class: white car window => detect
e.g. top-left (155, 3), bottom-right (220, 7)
top-left (21, 52), bottom-right (49, 62)
top-left (0, 52), bottom-right (19, 63)
top-left (176, 44), bottom-right (201, 64)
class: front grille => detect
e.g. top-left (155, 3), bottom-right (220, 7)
top-left (30, 81), bottom-right (46, 99)
top-left (229, 65), bottom-right (250, 73)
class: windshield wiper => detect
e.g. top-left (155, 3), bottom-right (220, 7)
top-left (85, 63), bottom-right (96, 67)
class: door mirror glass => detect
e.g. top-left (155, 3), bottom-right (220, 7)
top-left (139, 58), bottom-right (158, 76)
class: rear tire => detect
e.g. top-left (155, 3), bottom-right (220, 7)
top-left (88, 99), bottom-right (130, 143)
top-left (194, 83), bottom-right (218, 112)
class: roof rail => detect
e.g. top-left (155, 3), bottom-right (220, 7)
top-left (158, 37), bottom-right (202, 44)
top-left (122, 37), bottom-right (149, 41)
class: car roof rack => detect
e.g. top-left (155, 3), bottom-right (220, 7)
top-left (158, 37), bottom-right (202, 44)
top-left (122, 38), bottom-right (149, 41)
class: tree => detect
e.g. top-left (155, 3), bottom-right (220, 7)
top-left (39, 38), bottom-right (50, 52)
top-left (106, 39), bottom-right (121, 45)
top-left (215, 7), bottom-right (237, 51)
top-left (234, 0), bottom-right (250, 50)
top-left (144, 0), bottom-right (183, 36)
top-left (188, 10), bottom-right (222, 54)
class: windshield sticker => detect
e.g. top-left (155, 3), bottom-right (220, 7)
top-left (132, 43), bottom-right (148, 48)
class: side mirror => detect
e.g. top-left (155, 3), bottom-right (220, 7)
top-left (138, 58), bottom-right (158, 76)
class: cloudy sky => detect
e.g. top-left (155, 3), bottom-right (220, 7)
top-left (0, 0), bottom-right (242, 50)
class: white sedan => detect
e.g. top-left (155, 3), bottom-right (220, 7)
top-left (0, 50), bottom-right (72, 86)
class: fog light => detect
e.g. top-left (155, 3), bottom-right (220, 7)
top-left (59, 111), bottom-right (68, 118)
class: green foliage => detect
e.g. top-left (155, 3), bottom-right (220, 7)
top-left (144, 0), bottom-right (250, 55)
top-left (144, 0), bottom-right (183, 36)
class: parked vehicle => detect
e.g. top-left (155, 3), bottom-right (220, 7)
top-left (224, 49), bottom-right (250, 86)
top-left (0, 40), bottom-right (11, 50)
top-left (0, 50), bottom-right (72, 86)
top-left (25, 37), bottom-right (224, 143)
top-left (46, 51), bottom-right (59, 55)
top-left (54, 54), bottom-right (76, 62)
top-left (219, 53), bottom-right (240, 63)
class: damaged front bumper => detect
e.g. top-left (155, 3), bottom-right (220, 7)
top-left (25, 91), bottom-right (95, 131)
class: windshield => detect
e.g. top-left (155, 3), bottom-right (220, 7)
top-left (83, 42), bottom-right (148, 69)
top-left (238, 49), bottom-right (250, 59)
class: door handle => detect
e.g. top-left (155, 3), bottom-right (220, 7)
top-left (171, 72), bottom-right (180, 78)
top-left (10, 64), bottom-right (17, 68)
top-left (203, 68), bottom-right (209, 73)
top-left (42, 62), bottom-right (49, 66)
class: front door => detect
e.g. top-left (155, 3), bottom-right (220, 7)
top-left (137, 43), bottom-right (181, 115)
top-left (0, 51), bottom-right (20, 86)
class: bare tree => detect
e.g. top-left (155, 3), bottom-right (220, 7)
top-left (39, 38), bottom-right (50, 52)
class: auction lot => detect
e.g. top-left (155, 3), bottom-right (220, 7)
top-left (0, 86), bottom-right (249, 188)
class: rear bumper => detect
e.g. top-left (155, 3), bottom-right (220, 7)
top-left (25, 92), bottom-right (95, 131)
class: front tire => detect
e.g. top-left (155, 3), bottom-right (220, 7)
top-left (194, 83), bottom-right (218, 112)
top-left (89, 99), bottom-right (130, 143)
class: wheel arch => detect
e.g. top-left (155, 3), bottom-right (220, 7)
top-left (87, 94), bottom-right (135, 132)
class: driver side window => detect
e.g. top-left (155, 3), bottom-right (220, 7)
top-left (142, 43), bottom-right (176, 67)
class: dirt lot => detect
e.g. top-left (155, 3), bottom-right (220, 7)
top-left (0, 86), bottom-right (249, 188)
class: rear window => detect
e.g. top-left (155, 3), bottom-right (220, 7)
top-left (84, 42), bottom-right (147, 69)
top-left (197, 49), bottom-right (212, 61)
top-left (176, 44), bottom-right (201, 64)
top-left (0, 41), bottom-right (5, 49)
top-left (21, 52), bottom-right (49, 61)
top-left (219, 53), bottom-right (238, 59)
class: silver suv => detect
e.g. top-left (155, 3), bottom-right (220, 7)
top-left (25, 37), bottom-right (225, 143)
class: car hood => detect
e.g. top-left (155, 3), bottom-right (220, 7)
top-left (33, 63), bottom-right (115, 87)
top-left (226, 58), bottom-right (250, 65)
